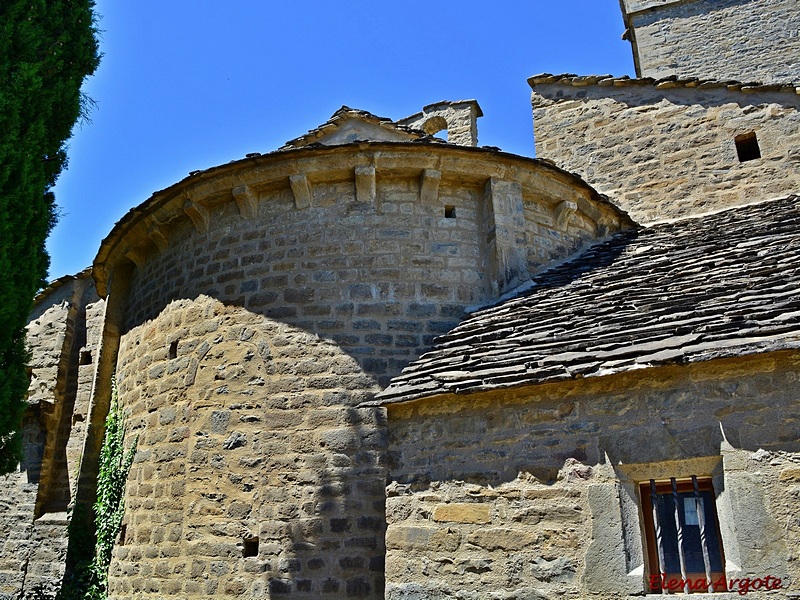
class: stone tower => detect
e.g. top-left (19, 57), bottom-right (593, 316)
top-left (620, 0), bottom-right (800, 82)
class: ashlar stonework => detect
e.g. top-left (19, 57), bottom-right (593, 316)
top-left (620, 0), bottom-right (800, 83)
top-left (530, 75), bottom-right (800, 224)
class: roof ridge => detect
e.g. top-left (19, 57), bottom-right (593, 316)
top-left (280, 105), bottom-right (432, 150)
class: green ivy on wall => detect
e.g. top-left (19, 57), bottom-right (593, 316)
top-left (58, 380), bottom-right (137, 600)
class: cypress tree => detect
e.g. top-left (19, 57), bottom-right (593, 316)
top-left (0, 0), bottom-right (100, 473)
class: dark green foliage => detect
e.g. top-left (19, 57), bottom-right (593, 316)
top-left (94, 383), bottom-right (137, 572)
top-left (0, 0), bottom-right (99, 472)
top-left (56, 559), bottom-right (105, 600)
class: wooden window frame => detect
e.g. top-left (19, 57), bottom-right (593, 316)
top-left (640, 477), bottom-right (727, 594)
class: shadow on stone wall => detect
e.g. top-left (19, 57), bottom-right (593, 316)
top-left (98, 297), bottom-right (390, 598)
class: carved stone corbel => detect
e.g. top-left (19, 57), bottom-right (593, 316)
top-left (355, 166), bottom-right (376, 203)
top-left (232, 184), bottom-right (258, 219)
top-left (555, 200), bottom-right (578, 230)
top-left (125, 246), bottom-right (146, 267)
top-left (289, 174), bottom-right (312, 209)
top-left (146, 224), bottom-right (169, 253)
top-left (420, 169), bottom-right (441, 204)
top-left (184, 199), bottom-right (210, 233)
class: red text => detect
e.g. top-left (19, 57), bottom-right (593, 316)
top-left (649, 574), bottom-right (783, 595)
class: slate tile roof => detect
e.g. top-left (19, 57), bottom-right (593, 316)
top-left (527, 73), bottom-right (800, 95)
top-left (377, 195), bottom-right (800, 405)
top-left (280, 105), bottom-right (439, 149)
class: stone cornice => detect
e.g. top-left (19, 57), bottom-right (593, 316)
top-left (528, 73), bottom-right (800, 95)
top-left (92, 142), bottom-right (634, 298)
top-left (620, 0), bottom-right (697, 18)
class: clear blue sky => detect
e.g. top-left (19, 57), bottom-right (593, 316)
top-left (48, 1), bottom-right (635, 279)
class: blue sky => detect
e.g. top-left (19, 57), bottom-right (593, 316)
top-left (48, 1), bottom-right (635, 279)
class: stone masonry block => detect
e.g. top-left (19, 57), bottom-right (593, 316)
top-left (432, 503), bottom-right (491, 524)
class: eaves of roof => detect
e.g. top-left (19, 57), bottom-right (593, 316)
top-left (33, 266), bottom-right (93, 305)
top-left (92, 141), bottom-right (633, 297)
top-left (528, 73), bottom-right (800, 96)
top-left (377, 195), bottom-right (800, 406)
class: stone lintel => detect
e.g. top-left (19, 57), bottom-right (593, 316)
top-left (355, 165), bottom-right (376, 203)
top-left (555, 200), bottom-right (579, 230)
top-left (420, 169), bottom-right (441, 204)
top-left (483, 177), bottom-right (531, 297)
top-left (183, 199), bottom-right (210, 233)
top-left (289, 174), bottom-right (313, 209)
top-left (232, 184), bottom-right (258, 219)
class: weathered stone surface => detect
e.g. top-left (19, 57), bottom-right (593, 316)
top-left (384, 353), bottom-right (800, 598)
top-left (531, 80), bottom-right (800, 224)
top-left (466, 527), bottom-right (538, 551)
top-left (12, 5), bottom-right (800, 597)
top-left (621, 0), bottom-right (800, 83)
top-left (582, 484), bottom-right (634, 595)
top-left (1, 272), bottom-right (102, 600)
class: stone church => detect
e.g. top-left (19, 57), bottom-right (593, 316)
top-left (3, 0), bottom-right (799, 598)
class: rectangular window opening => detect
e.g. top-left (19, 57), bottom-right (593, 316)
top-left (444, 205), bottom-right (456, 219)
top-left (168, 340), bottom-right (178, 359)
top-left (79, 350), bottom-right (92, 365)
top-left (640, 476), bottom-right (727, 594)
top-left (735, 131), bottom-right (760, 162)
top-left (243, 536), bottom-right (259, 557)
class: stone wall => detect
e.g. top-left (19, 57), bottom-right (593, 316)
top-left (531, 79), bottom-right (800, 223)
top-left (120, 148), bottom-right (621, 387)
top-left (109, 296), bottom-right (387, 599)
top-left (0, 420), bottom-right (45, 599)
top-left (384, 351), bottom-right (800, 599)
top-left (0, 274), bottom-right (103, 599)
top-left (124, 180), bottom-right (482, 388)
top-left (103, 147), bottom-right (626, 599)
top-left (621, 0), bottom-right (800, 82)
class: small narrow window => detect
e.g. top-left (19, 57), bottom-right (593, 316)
top-left (444, 205), bottom-right (456, 219)
top-left (640, 476), bottom-right (726, 594)
top-left (243, 536), bottom-right (259, 557)
top-left (79, 350), bottom-right (92, 365)
top-left (735, 132), bottom-right (760, 162)
top-left (168, 340), bottom-right (178, 359)
top-left (119, 523), bottom-right (127, 546)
